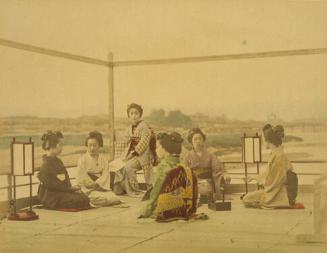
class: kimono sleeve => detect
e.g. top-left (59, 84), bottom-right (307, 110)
top-left (264, 155), bottom-right (287, 193)
top-left (211, 154), bottom-right (225, 178)
top-left (123, 127), bottom-right (131, 144)
top-left (77, 155), bottom-right (95, 188)
top-left (140, 161), bottom-right (167, 217)
top-left (95, 158), bottom-right (112, 190)
top-left (134, 124), bottom-right (151, 155)
top-left (38, 166), bottom-right (72, 192)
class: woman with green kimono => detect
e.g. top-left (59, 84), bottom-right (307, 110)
top-left (139, 132), bottom-right (198, 221)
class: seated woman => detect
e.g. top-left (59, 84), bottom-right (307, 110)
top-left (114, 103), bottom-right (155, 195)
top-left (183, 128), bottom-right (230, 201)
top-left (242, 124), bottom-right (293, 209)
top-left (139, 132), bottom-right (197, 221)
top-left (37, 131), bottom-right (90, 210)
top-left (77, 131), bottom-right (121, 207)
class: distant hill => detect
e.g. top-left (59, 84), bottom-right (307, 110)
top-left (1, 112), bottom-right (326, 136)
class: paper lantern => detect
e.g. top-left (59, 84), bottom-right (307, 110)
top-left (12, 142), bottom-right (34, 176)
top-left (8, 138), bottom-right (38, 221)
top-left (242, 136), bottom-right (262, 164)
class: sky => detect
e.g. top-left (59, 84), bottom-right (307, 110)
top-left (0, 0), bottom-right (327, 121)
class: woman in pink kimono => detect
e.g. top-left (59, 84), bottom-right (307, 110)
top-left (242, 124), bottom-right (293, 209)
top-left (113, 103), bottom-right (155, 195)
top-left (184, 128), bottom-right (230, 202)
top-left (77, 131), bottom-right (121, 207)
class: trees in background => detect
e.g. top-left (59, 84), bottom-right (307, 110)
top-left (147, 109), bottom-right (193, 128)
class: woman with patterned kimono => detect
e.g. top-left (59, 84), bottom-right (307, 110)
top-left (114, 103), bottom-right (154, 195)
top-left (184, 128), bottom-right (231, 201)
top-left (139, 132), bottom-right (198, 221)
top-left (77, 131), bottom-right (121, 207)
top-left (242, 124), bottom-right (293, 209)
top-left (37, 131), bottom-right (90, 209)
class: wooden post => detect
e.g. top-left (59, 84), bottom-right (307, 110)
top-left (108, 53), bottom-right (115, 161)
top-left (7, 174), bottom-right (12, 214)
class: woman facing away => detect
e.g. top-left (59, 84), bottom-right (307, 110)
top-left (77, 131), bottom-right (121, 207)
top-left (114, 103), bottom-right (155, 195)
top-left (139, 132), bottom-right (198, 221)
top-left (37, 131), bottom-right (90, 209)
top-left (183, 128), bottom-right (231, 201)
top-left (242, 124), bottom-right (293, 209)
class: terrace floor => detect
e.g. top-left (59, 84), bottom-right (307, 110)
top-left (0, 192), bottom-right (326, 253)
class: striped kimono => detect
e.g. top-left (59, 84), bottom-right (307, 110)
top-left (119, 120), bottom-right (153, 191)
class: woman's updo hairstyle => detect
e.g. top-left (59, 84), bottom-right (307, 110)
top-left (41, 130), bottom-right (63, 150)
top-left (187, 127), bottom-right (206, 144)
top-left (263, 124), bottom-right (285, 147)
top-left (157, 131), bottom-right (183, 155)
top-left (85, 131), bottom-right (103, 147)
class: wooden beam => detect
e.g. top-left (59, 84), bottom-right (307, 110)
top-left (0, 38), bottom-right (110, 67)
top-left (114, 48), bottom-right (327, 67)
top-left (108, 53), bottom-right (115, 161)
top-left (2, 38), bottom-right (327, 68)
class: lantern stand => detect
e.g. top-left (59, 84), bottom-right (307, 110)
top-left (8, 137), bottom-right (39, 221)
top-left (241, 133), bottom-right (262, 194)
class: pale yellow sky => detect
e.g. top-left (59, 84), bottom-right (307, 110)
top-left (0, 0), bottom-right (327, 120)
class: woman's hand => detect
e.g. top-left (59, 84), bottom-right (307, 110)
top-left (224, 175), bottom-right (231, 184)
top-left (242, 176), bottom-right (257, 183)
top-left (85, 182), bottom-right (98, 189)
top-left (71, 185), bottom-right (81, 192)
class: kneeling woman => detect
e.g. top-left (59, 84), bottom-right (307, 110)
top-left (37, 131), bottom-right (90, 209)
top-left (184, 128), bottom-right (230, 201)
top-left (139, 132), bottom-right (197, 221)
top-left (242, 124), bottom-right (293, 209)
top-left (77, 131), bottom-right (121, 207)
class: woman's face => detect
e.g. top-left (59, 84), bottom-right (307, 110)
top-left (51, 138), bottom-right (63, 156)
top-left (192, 133), bottom-right (205, 150)
top-left (87, 138), bottom-right (100, 157)
top-left (128, 108), bottom-right (141, 125)
top-left (156, 142), bottom-right (167, 159)
top-left (263, 135), bottom-right (275, 150)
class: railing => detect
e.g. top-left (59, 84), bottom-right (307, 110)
top-left (1, 140), bottom-right (327, 214)
top-left (296, 173), bottom-right (327, 243)
top-left (1, 160), bottom-right (326, 191)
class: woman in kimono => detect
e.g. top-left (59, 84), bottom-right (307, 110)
top-left (242, 124), bottom-right (293, 209)
top-left (114, 103), bottom-right (154, 195)
top-left (37, 131), bottom-right (90, 209)
top-left (139, 132), bottom-right (198, 221)
top-left (77, 131), bottom-right (121, 207)
top-left (184, 128), bottom-right (230, 201)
